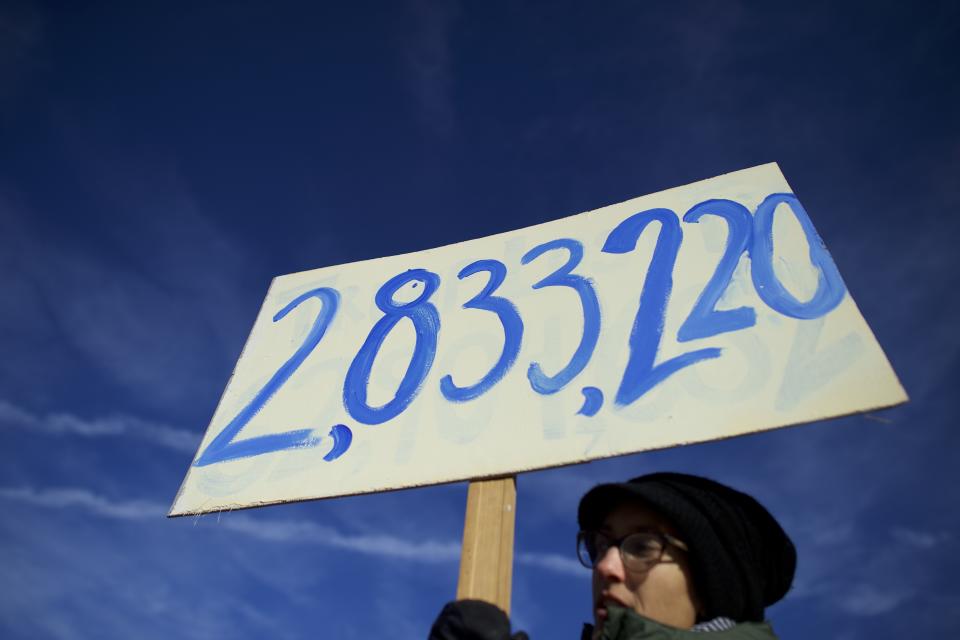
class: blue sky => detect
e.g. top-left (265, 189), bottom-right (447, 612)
top-left (1, 1), bottom-right (958, 638)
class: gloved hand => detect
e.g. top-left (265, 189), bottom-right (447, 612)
top-left (428, 599), bottom-right (529, 640)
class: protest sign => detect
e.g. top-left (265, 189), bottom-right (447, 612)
top-left (170, 163), bottom-right (907, 517)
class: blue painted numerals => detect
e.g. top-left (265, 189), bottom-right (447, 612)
top-left (521, 239), bottom-right (601, 395)
top-left (192, 191), bottom-right (848, 469)
top-left (602, 209), bottom-right (721, 407)
top-left (194, 287), bottom-right (340, 467)
top-left (677, 199), bottom-right (756, 342)
top-left (440, 259), bottom-right (523, 401)
top-left (343, 269), bottom-right (441, 425)
top-left (750, 193), bottom-right (846, 319)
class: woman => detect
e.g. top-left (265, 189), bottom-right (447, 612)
top-left (430, 472), bottom-right (796, 640)
top-left (576, 472), bottom-right (795, 639)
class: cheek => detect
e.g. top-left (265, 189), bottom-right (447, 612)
top-left (622, 569), bottom-right (653, 603)
top-left (632, 566), bottom-right (697, 612)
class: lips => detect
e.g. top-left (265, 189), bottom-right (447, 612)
top-left (596, 592), bottom-right (629, 619)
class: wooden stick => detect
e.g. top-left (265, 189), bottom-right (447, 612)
top-left (456, 475), bottom-right (517, 615)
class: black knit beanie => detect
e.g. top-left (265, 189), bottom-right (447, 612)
top-left (577, 472), bottom-right (796, 623)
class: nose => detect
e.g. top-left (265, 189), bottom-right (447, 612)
top-left (593, 544), bottom-right (625, 582)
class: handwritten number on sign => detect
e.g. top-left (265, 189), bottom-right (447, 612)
top-left (751, 193), bottom-right (846, 319)
top-left (194, 192), bottom-right (848, 468)
top-left (344, 269), bottom-right (441, 425)
top-left (194, 287), bottom-right (340, 467)
top-left (677, 199), bottom-right (757, 342)
top-left (440, 259), bottom-right (523, 402)
top-left (602, 209), bottom-right (721, 407)
top-left (521, 239), bottom-right (601, 395)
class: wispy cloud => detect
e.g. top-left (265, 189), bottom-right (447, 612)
top-left (891, 527), bottom-right (952, 549)
top-left (221, 513), bottom-right (461, 562)
top-left (783, 513), bottom-right (937, 618)
top-left (0, 484), bottom-right (579, 577)
top-left (835, 584), bottom-right (911, 617)
top-left (0, 486), bottom-right (164, 520)
top-left (400, 0), bottom-right (460, 135)
top-left (516, 551), bottom-right (584, 577)
top-left (0, 398), bottom-right (199, 454)
top-left (0, 167), bottom-right (258, 414)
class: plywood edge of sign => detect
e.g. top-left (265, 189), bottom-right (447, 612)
top-left (167, 391), bottom-right (906, 518)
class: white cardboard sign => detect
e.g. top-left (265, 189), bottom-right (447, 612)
top-left (170, 164), bottom-right (906, 516)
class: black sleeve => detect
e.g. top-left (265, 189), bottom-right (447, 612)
top-left (428, 600), bottom-right (529, 640)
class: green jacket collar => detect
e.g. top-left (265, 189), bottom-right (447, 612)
top-left (590, 607), bottom-right (779, 640)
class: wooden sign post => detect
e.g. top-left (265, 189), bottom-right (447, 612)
top-left (456, 476), bottom-right (517, 614)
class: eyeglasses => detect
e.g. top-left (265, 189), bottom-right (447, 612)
top-left (576, 530), bottom-right (688, 571)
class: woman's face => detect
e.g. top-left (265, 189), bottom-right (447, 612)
top-left (591, 501), bottom-right (700, 635)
